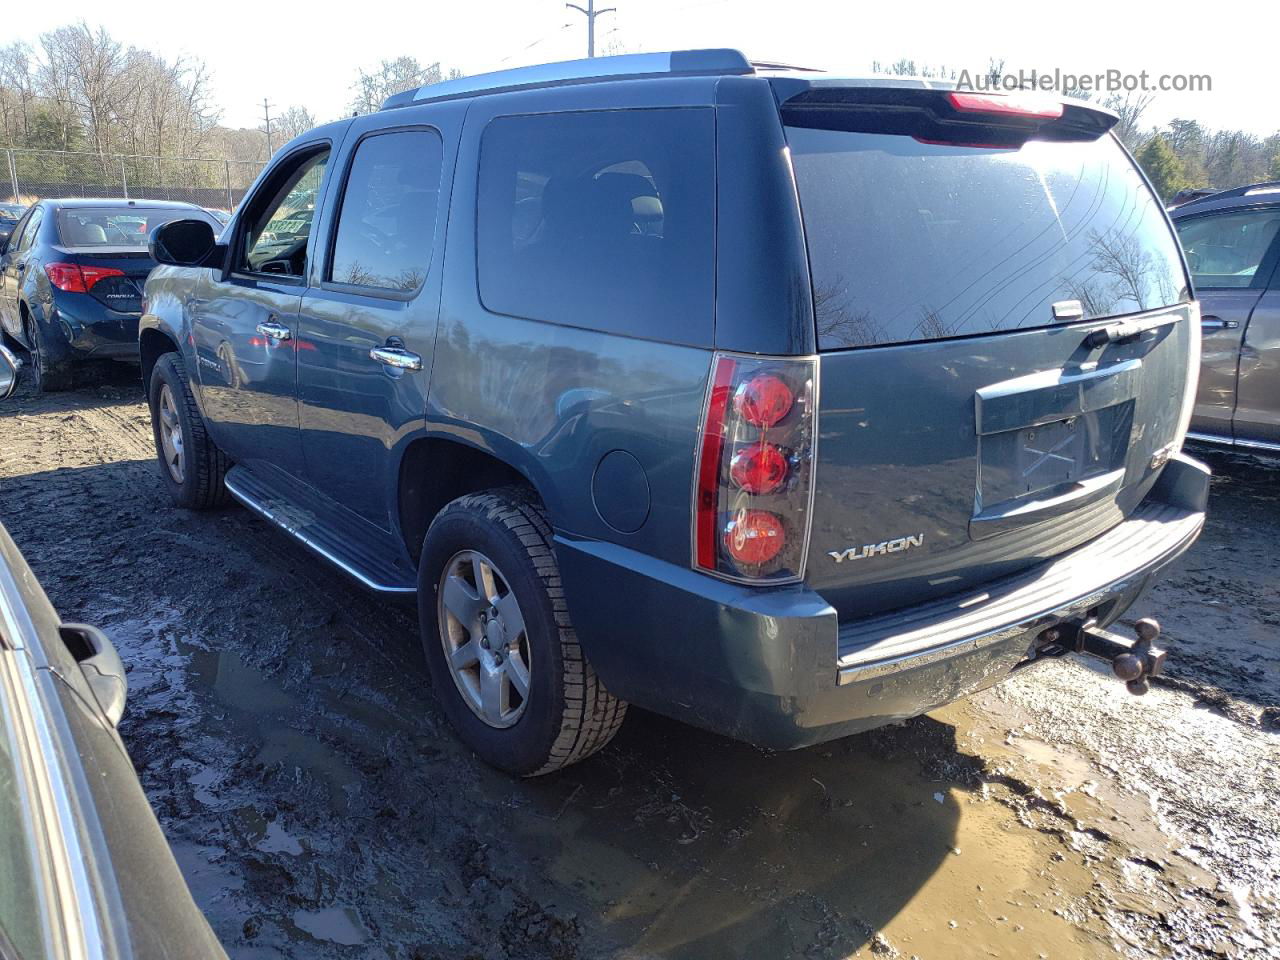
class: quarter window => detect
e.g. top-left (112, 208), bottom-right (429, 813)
top-left (1175, 209), bottom-right (1280, 289)
top-left (17, 209), bottom-right (42, 253)
top-left (242, 149), bottom-right (330, 277)
top-left (476, 109), bottom-right (715, 344)
top-left (328, 130), bottom-right (444, 292)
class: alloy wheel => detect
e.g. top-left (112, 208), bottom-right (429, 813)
top-left (157, 384), bottom-right (186, 484)
top-left (437, 549), bottom-right (531, 728)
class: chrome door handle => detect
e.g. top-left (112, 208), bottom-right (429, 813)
top-left (255, 319), bottom-right (292, 341)
top-left (370, 345), bottom-right (423, 371)
top-left (1200, 315), bottom-right (1239, 332)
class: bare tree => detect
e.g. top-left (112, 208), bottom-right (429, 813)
top-left (272, 105), bottom-right (318, 142)
top-left (349, 56), bottom-right (463, 115)
top-left (1100, 91), bottom-right (1154, 151)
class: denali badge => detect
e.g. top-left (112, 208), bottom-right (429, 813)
top-left (829, 533), bottom-right (924, 563)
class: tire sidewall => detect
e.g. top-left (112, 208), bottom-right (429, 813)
top-left (418, 501), bottom-right (567, 775)
top-left (148, 356), bottom-right (199, 507)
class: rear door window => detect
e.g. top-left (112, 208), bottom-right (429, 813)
top-left (328, 129), bottom-right (444, 293)
top-left (786, 129), bottom-right (1190, 349)
top-left (476, 108), bottom-right (715, 344)
top-left (1175, 209), bottom-right (1280, 289)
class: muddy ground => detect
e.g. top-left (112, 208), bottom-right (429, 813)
top-left (0, 370), bottom-right (1276, 960)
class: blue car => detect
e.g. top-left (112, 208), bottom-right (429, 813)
top-left (140, 50), bottom-right (1208, 775)
top-left (0, 198), bottom-right (221, 391)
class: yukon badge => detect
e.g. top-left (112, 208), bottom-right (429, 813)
top-left (829, 533), bottom-right (924, 563)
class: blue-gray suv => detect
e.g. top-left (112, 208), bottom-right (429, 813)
top-left (140, 50), bottom-right (1209, 774)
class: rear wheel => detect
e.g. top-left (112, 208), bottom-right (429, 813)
top-left (23, 314), bottom-right (72, 393)
top-left (148, 353), bottom-right (231, 509)
top-left (418, 488), bottom-right (626, 775)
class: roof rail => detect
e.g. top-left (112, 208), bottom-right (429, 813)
top-left (381, 49), bottom-right (754, 110)
top-left (749, 59), bottom-right (825, 73)
top-left (1181, 180), bottom-right (1280, 207)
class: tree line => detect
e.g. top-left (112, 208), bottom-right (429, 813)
top-left (0, 22), bottom-right (461, 168)
top-left (2, 24), bottom-right (1274, 204)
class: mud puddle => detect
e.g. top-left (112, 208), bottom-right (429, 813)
top-left (1, 376), bottom-right (1276, 958)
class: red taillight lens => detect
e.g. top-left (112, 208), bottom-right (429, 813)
top-left (723, 510), bottom-right (785, 566)
top-left (44, 262), bottom-right (87, 292)
top-left (694, 356), bottom-right (737, 571)
top-left (733, 373), bottom-right (793, 428)
top-left (946, 91), bottom-right (1064, 120)
top-left (729, 443), bottom-right (788, 494)
top-left (693, 353), bottom-right (817, 583)
top-left (44, 262), bottom-right (125, 293)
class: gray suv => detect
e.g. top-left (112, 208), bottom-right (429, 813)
top-left (140, 50), bottom-right (1208, 775)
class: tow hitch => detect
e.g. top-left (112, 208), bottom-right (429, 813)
top-left (1034, 618), bottom-right (1166, 694)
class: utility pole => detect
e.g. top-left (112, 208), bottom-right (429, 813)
top-left (262, 99), bottom-right (275, 157)
top-left (566, 0), bottom-right (615, 58)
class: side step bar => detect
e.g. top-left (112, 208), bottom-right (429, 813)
top-left (224, 466), bottom-right (418, 594)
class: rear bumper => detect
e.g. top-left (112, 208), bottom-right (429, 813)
top-left (557, 453), bottom-right (1209, 749)
top-left (46, 294), bottom-right (141, 362)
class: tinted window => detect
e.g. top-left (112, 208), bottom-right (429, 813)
top-left (55, 207), bottom-right (218, 247)
top-left (1175, 209), bottom-right (1280, 289)
top-left (477, 109), bottom-right (715, 343)
top-left (243, 149), bottom-right (329, 276)
top-left (787, 129), bottom-right (1190, 349)
top-left (329, 130), bottom-right (443, 292)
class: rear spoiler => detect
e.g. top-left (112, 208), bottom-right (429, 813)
top-left (771, 80), bottom-right (1118, 146)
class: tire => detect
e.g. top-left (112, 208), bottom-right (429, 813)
top-left (148, 352), bottom-right (231, 509)
top-left (24, 314), bottom-right (73, 392)
top-left (418, 488), bottom-right (626, 776)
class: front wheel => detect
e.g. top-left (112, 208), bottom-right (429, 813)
top-left (148, 353), bottom-right (231, 509)
top-left (418, 489), bottom-right (626, 775)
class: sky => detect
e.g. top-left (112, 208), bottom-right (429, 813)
top-left (19, 0), bottom-right (1277, 138)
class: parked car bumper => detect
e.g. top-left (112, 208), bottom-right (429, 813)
top-left (557, 453), bottom-right (1209, 750)
top-left (45, 295), bottom-right (141, 363)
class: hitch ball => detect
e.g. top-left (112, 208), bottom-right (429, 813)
top-left (1114, 618), bottom-right (1164, 695)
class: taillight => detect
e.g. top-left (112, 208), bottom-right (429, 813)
top-left (693, 353), bottom-right (818, 584)
top-left (44, 262), bottom-right (125, 293)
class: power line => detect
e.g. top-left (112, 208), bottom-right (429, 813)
top-left (498, 22), bottom-right (574, 65)
top-left (566, 0), bottom-right (616, 58)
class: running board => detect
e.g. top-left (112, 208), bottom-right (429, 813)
top-left (224, 466), bottom-right (417, 594)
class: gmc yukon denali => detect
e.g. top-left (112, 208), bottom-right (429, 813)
top-left (138, 50), bottom-right (1209, 775)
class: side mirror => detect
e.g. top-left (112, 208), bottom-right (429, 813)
top-left (150, 218), bottom-right (219, 267)
top-left (0, 344), bottom-right (19, 400)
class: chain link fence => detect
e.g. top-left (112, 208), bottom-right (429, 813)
top-left (1, 148), bottom-right (267, 212)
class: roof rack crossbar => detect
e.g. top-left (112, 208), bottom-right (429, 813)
top-left (381, 49), bottom-right (755, 110)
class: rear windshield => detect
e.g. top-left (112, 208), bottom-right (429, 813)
top-left (786, 129), bottom-right (1190, 350)
top-left (56, 207), bottom-right (216, 247)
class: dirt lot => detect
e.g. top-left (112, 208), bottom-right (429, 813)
top-left (0, 371), bottom-right (1276, 960)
